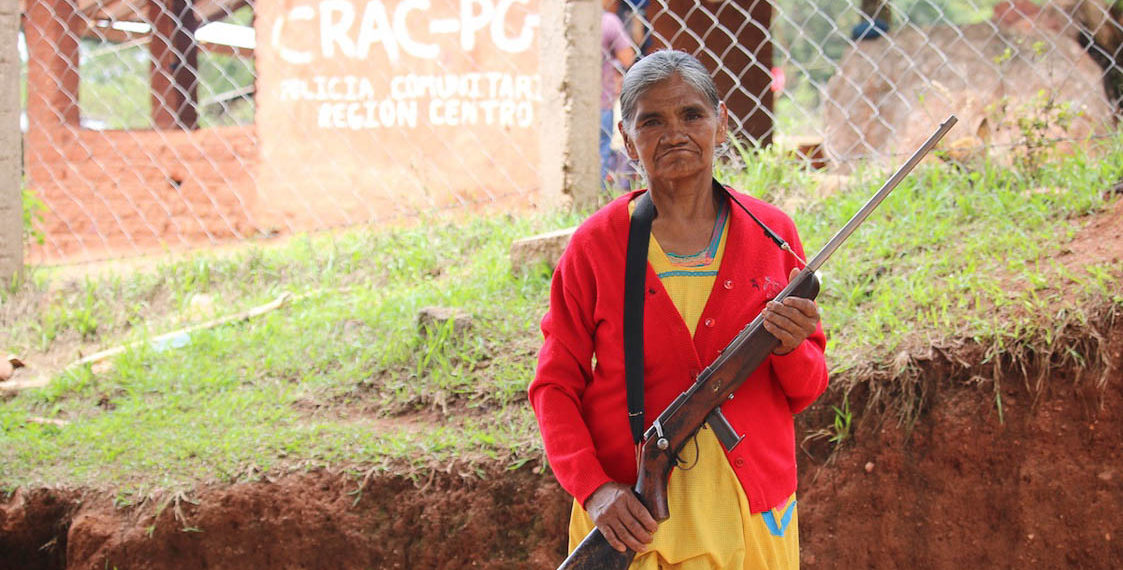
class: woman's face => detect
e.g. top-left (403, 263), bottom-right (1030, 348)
top-left (620, 74), bottom-right (727, 186)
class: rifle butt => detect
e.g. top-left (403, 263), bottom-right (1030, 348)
top-left (557, 528), bottom-right (636, 570)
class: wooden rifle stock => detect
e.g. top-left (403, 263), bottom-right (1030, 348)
top-left (557, 116), bottom-right (958, 570)
top-left (557, 527), bottom-right (636, 569)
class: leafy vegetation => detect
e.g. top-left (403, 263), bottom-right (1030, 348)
top-left (1, 130), bottom-right (1121, 495)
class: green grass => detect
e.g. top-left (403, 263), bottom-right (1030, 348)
top-left (1, 133), bottom-right (1121, 494)
top-left (0, 212), bottom-right (575, 491)
top-left (724, 135), bottom-right (1122, 372)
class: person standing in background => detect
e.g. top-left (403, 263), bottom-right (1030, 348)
top-left (618, 0), bottom-right (652, 56)
top-left (601, 0), bottom-right (635, 191)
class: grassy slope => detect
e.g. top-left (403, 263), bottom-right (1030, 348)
top-left (1, 136), bottom-right (1121, 496)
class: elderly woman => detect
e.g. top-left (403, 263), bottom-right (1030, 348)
top-left (529, 50), bottom-right (828, 569)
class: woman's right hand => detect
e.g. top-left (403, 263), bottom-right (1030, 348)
top-left (585, 481), bottom-right (659, 553)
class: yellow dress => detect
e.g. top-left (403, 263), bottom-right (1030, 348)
top-left (568, 201), bottom-right (800, 569)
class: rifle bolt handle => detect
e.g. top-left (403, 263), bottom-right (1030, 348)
top-left (657, 438), bottom-right (669, 450)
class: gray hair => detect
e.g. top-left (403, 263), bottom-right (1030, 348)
top-left (619, 50), bottom-right (721, 133)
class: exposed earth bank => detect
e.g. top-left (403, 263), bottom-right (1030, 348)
top-left (796, 313), bottom-right (1123, 568)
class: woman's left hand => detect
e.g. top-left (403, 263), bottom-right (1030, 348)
top-left (762, 268), bottom-right (821, 355)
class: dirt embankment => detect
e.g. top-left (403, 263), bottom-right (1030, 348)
top-left (797, 313), bottom-right (1123, 568)
top-left (1, 465), bottom-right (572, 570)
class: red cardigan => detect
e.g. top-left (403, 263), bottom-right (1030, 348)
top-left (528, 187), bottom-right (828, 514)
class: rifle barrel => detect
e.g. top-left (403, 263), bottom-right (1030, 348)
top-left (805, 115), bottom-right (958, 273)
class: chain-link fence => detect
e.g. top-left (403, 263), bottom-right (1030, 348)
top-left (617, 0), bottom-right (1118, 169)
top-left (21, 0), bottom-right (541, 263)
top-left (17, 0), bottom-right (1123, 264)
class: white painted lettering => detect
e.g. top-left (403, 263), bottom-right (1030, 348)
top-left (478, 100), bottom-right (500, 122)
top-left (312, 76), bottom-right (330, 99)
top-left (356, 1), bottom-right (399, 62)
top-left (318, 100), bottom-right (419, 129)
top-left (516, 100), bottom-right (533, 126)
top-left (377, 99), bottom-right (394, 126)
top-left (274, 0), bottom-right (540, 63)
top-left (396, 0), bottom-right (439, 59)
top-left (499, 100), bottom-right (516, 126)
top-left (299, 72), bottom-right (535, 129)
top-left (396, 100), bottom-right (420, 127)
top-left (460, 0), bottom-right (493, 52)
top-left (492, 0), bottom-right (538, 53)
top-left (279, 79), bottom-right (302, 101)
top-left (514, 74), bottom-right (537, 101)
top-left (320, 0), bottom-right (357, 59)
top-left (429, 99), bottom-right (446, 126)
top-left (357, 77), bottom-right (376, 99)
top-left (460, 100), bottom-right (479, 124)
top-left (494, 74), bottom-right (513, 98)
top-left (273, 5), bottom-right (315, 65)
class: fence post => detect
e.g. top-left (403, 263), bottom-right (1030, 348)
top-left (539, 0), bottom-right (600, 210)
top-left (0, 0), bottom-right (20, 284)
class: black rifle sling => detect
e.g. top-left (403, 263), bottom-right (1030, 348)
top-left (714, 178), bottom-right (790, 253)
top-left (624, 191), bottom-right (655, 445)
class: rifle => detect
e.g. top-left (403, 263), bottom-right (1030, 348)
top-left (558, 116), bottom-right (958, 570)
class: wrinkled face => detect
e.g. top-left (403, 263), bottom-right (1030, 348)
top-left (620, 74), bottom-right (728, 185)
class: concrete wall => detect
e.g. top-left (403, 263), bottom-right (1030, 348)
top-left (538, 0), bottom-right (599, 209)
top-left (0, 0), bottom-right (19, 281)
top-left (254, 0), bottom-right (545, 232)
